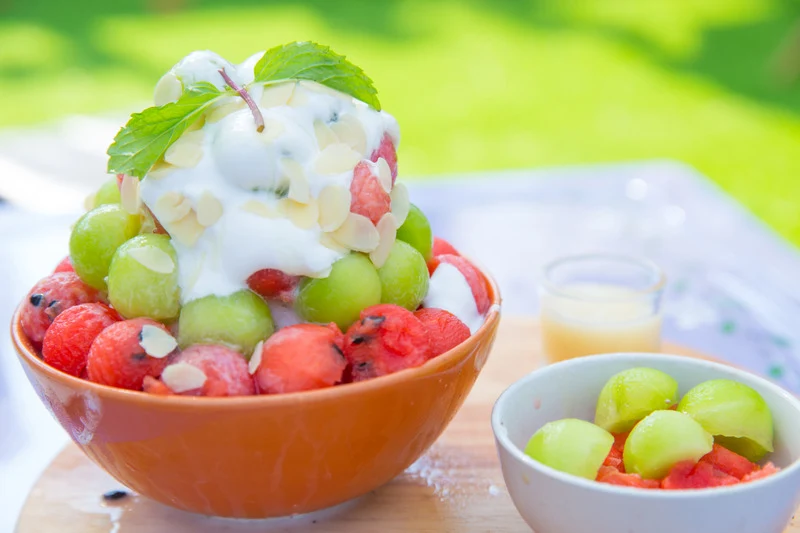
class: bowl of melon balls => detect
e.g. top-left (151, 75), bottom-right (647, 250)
top-left (492, 352), bottom-right (800, 533)
top-left (11, 42), bottom-right (500, 518)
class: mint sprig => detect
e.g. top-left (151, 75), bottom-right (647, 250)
top-left (107, 82), bottom-right (225, 178)
top-left (107, 41), bottom-right (381, 178)
top-left (253, 42), bottom-right (380, 110)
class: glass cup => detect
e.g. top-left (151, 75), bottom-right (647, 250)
top-left (539, 253), bottom-right (666, 363)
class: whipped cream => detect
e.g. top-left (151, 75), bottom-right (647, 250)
top-left (423, 262), bottom-right (484, 334)
top-left (140, 51), bottom-right (399, 304)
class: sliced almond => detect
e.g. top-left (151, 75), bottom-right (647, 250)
top-left (375, 158), bottom-right (392, 193)
top-left (282, 159), bottom-right (310, 203)
top-left (84, 192), bottom-right (96, 211)
top-left (299, 80), bottom-right (348, 100)
top-left (139, 325), bottom-right (178, 359)
top-left (330, 114), bottom-right (367, 154)
top-left (241, 200), bottom-right (279, 218)
top-left (279, 199), bottom-right (319, 230)
top-left (261, 83), bottom-right (295, 108)
top-left (128, 246), bottom-right (175, 274)
top-left (288, 83), bottom-right (310, 107)
top-left (390, 182), bottom-right (410, 226)
top-left (185, 115), bottom-right (206, 132)
top-left (258, 118), bottom-right (285, 143)
top-left (369, 213), bottom-right (398, 268)
top-left (161, 363), bottom-right (207, 393)
top-left (120, 174), bottom-right (141, 215)
top-left (155, 191), bottom-right (192, 223)
top-left (319, 233), bottom-right (349, 254)
top-left (314, 143), bottom-right (361, 175)
top-left (249, 341), bottom-right (263, 375)
top-left (207, 100), bottom-right (245, 123)
top-left (154, 72), bottom-right (182, 106)
top-left (147, 162), bottom-right (173, 180)
top-left (330, 212), bottom-right (380, 252)
top-left (195, 191), bottom-right (223, 227)
top-left (169, 210), bottom-right (204, 246)
top-left (314, 121), bottom-right (338, 150)
top-left (317, 185), bottom-right (351, 232)
top-left (164, 131), bottom-right (204, 168)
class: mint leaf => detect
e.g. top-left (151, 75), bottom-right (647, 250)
top-left (253, 42), bottom-right (380, 110)
top-left (107, 82), bottom-right (225, 178)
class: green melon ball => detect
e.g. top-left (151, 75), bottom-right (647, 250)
top-left (178, 290), bottom-right (274, 356)
top-left (378, 240), bottom-right (429, 311)
top-left (678, 379), bottom-right (773, 462)
top-left (69, 204), bottom-right (141, 290)
top-left (295, 253), bottom-right (382, 331)
top-left (92, 178), bottom-right (121, 208)
top-left (595, 367), bottom-right (679, 433)
top-left (396, 204), bottom-right (433, 261)
top-left (107, 234), bottom-right (180, 320)
top-left (525, 419), bottom-right (614, 480)
top-left (623, 410), bottom-right (713, 479)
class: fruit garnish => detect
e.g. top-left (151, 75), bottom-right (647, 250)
top-left (87, 318), bottom-right (173, 390)
top-left (107, 41), bottom-right (380, 178)
top-left (295, 253), bottom-right (382, 330)
top-left (107, 234), bottom-right (180, 321)
top-left (177, 290), bottom-right (274, 355)
top-left (594, 367), bottom-right (679, 433)
top-left (623, 410), bottom-right (713, 479)
top-left (377, 240), bottom-right (429, 311)
top-left (678, 379), bottom-right (774, 462)
top-left (524, 419), bottom-right (614, 480)
top-left (343, 304), bottom-right (432, 381)
top-left (396, 203), bottom-right (433, 261)
top-left (69, 204), bottom-right (142, 290)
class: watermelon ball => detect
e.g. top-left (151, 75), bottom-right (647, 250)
top-left (247, 268), bottom-right (300, 304)
top-left (21, 272), bottom-right (104, 347)
top-left (431, 237), bottom-right (460, 258)
top-left (350, 160), bottom-right (391, 225)
top-left (53, 256), bottom-right (74, 274)
top-left (429, 254), bottom-right (491, 314)
top-left (343, 304), bottom-right (432, 382)
top-left (253, 323), bottom-right (346, 394)
top-left (144, 344), bottom-right (254, 397)
top-left (87, 318), bottom-right (176, 390)
top-left (413, 308), bottom-right (470, 357)
top-left (369, 132), bottom-right (397, 183)
top-left (42, 303), bottom-right (120, 377)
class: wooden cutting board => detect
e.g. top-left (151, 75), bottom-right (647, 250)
top-left (16, 317), bottom-right (800, 533)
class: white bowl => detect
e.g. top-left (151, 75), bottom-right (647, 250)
top-left (491, 353), bottom-right (800, 533)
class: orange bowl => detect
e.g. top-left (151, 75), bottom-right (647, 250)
top-left (11, 271), bottom-right (501, 518)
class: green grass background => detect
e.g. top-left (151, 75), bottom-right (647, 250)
top-left (1, 0), bottom-right (799, 242)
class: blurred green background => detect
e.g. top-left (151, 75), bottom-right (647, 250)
top-left (1, 0), bottom-right (800, 242)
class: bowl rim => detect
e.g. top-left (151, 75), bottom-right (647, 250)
top-left (12, 264), bottom-right (501, 408)
top-left (491, 352), bottom-right (800, 498)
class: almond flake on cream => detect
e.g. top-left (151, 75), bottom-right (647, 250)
top-left (330, 213), bottom-right (380, 252)
top-left (314, 143), bottom-right (361, 175)
top-left (370, 213), bottom-right (398, 268)
top-left (390, 182), bottom-right (410, 226)
top-left (196, 191), bottom-right (223, 227)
